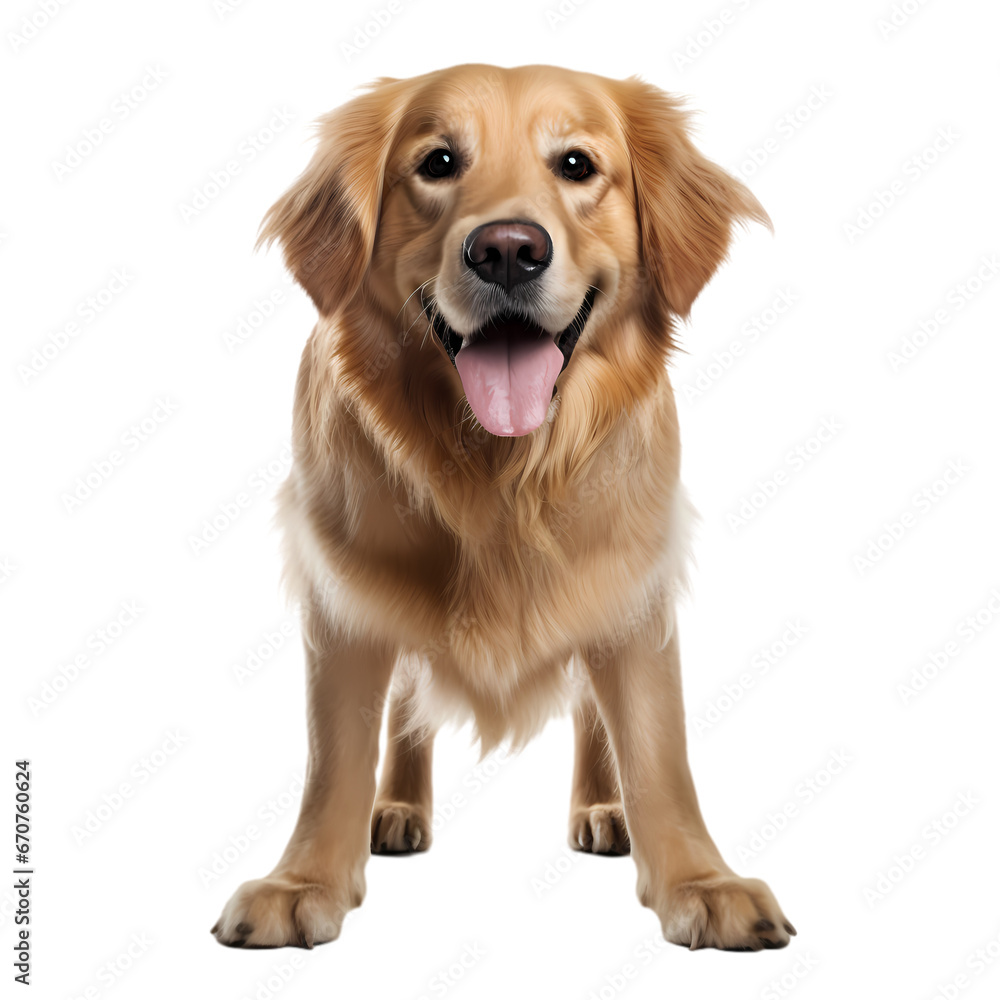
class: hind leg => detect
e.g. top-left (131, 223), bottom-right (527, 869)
top-left (371, 677), bottom-right (436, 854)
top-left (569, 692), bottom-right (630, 855)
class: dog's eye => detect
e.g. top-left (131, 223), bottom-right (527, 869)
top-left (560, 151), bottom-right (594, 181)
top-left (420, 148), bottom-right (457, 179)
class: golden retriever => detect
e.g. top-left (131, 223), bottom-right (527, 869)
top-left (211, 63), bottom-right (795, 952)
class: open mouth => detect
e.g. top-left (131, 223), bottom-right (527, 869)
top-left (425, 288), bottom-right (596, 437)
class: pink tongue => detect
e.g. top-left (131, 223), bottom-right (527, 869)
top-left (455, 325), bottom-right (563, 436)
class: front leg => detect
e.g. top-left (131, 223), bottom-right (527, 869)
top-left (213, 613), bottom-right (396, 948)
top-left (583, 626), bottom-right (796, 951)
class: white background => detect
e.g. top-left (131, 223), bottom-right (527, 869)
top-left (3, 0), bottom-right (1000, 997)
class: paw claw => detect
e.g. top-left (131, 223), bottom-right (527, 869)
top-left (759, 937), bottom-right (788, 949)
top-left (370, 802), bottom-right (431, 855)
top-left (213, 874), bottom-right (357, 949)
top-left (658, 874), bottom-right (793, 953)
top-left (569, 804), bottom-right (630, 855)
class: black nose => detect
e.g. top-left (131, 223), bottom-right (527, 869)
top-left (463, 220), bottom-right (552, 293)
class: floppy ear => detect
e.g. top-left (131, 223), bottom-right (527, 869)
top-left (257, 78), bottom-right (406, 317)
top-left (614, 78), bottom-right (770, 318)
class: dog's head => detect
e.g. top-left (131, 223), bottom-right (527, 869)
top-left (261, 65), bottom-right (768, 438)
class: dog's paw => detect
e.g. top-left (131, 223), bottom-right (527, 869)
top-left (211, 872), bottom-right (363, 949)
top-left (371, 801), bottom-right (432, 854)
top-left (569, 804), bottom-right (631, 855)
top-left (654, 874), bottom-right (795, 951)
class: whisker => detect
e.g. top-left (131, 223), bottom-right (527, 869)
top-left (420, 317), bottom-right (435, 351)
top-left (397, 276), bottom-right (438, 323)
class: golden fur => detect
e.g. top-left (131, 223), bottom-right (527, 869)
top-left (212, 64), bottom-right (794, 953)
